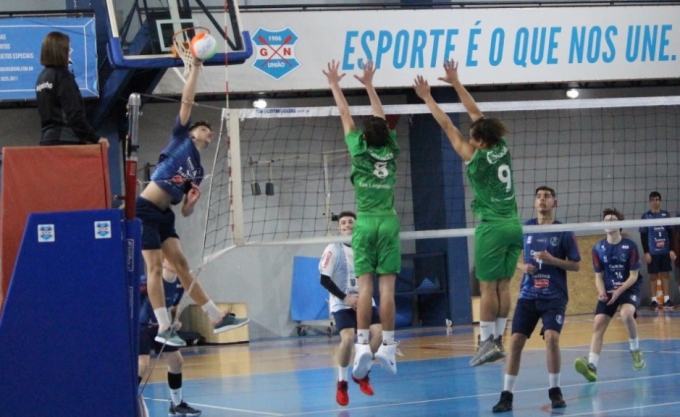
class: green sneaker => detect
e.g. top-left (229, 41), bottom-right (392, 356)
top-left (632, 349), bottom-right (646, 371)
top-left (574, 356), bottom-right (597, 382)
top-left (154, 327), bottom-right (186, 347)
top-left (214, 313), bottom-right (250, 334)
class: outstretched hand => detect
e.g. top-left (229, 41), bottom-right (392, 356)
top-left (438, 59), bottom-right (460, 85)
top-left (413, 75), bottom-right (431, 100)
top-left (354, 61), bottom-right (376, 86)
top-left (322, 60), bottom-right (345, 85)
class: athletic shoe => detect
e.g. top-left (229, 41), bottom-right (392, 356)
top-left (492, 390), bottom-right (513, 413)
top-left (470, 335), bottom-right (502, 367)
top-left (351, 371), bottom-right (374, 396)
top-left (632, 349), bottom-right (646, 371)
top-left (336, 381), bottom-right (349, 406)
top-left (663, 300), bottom-right (675, 310)
top-left (169, 400), bottom-right (202, 416)
top-left (352, 343), bottom-right (373, 379)
top-left (155, 328), bottom-right (186, 347)
top-left (213, 313), bottom-right (250, 334)
top-left (574, 356), bottom-right (597, 382)
top-left (375, 342), bottom-right (398, 375)
top-left (492, 335), bottom-right (506, 362)
top-left (549, 387), bottom-right (566, 409)
top-left (650, 300), bottom-right (659, 310)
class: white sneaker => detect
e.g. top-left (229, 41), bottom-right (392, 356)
top-left (375, 343), bottom-right (398, 375)
top-left (352, 343), bottom-right (373, 379)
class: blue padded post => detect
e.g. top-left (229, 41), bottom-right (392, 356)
top-left (0, 209), bottom-right (140, 416)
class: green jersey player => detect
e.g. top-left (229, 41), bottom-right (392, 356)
top-left (323, 59), bottom-right (401, 382)
top-left (413, 59), bottom-right (522, 367)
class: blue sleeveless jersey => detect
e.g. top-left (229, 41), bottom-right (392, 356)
top-left (519, 219), bottom-right (581, 301)
top-left (592, 237), bottom-right (641, 292)
top-left (150, 116), bottom-right (204, 205)
top-left (639, 210), bottom-right (672, 255)
top-left (139, 274), bottom-right (185, 325)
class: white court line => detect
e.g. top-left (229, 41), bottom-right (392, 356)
top-left (145, 397), bottom-right (285, 416)
top-left (285, 372), bottom-right (680, 416)
top-left (565, 401), bottom-right (680, 416)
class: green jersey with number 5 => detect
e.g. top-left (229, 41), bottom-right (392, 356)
top-left (466, 138), bottom-right (518, 221)
top-left (345, 129), bottom-right (400, 214)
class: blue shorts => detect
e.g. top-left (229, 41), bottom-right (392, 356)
top-left (136, 196), bottom-right (179, 250)
top-left (333, 307), bottom-right (380, 332)
top-left (511, 298), bottom-right (567, 338)
top-left (139, 325), bottom-right (179, 355)
top-left (647, 254), bottom-right (672, 274)
top-left (595, 288), bottom-right (640, 317)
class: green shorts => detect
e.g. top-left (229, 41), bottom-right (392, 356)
top-left (352, 214), bottom-right (401, 276)
top-left (475, 219), bottom-right (523, 281)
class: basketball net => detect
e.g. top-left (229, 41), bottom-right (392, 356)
top-left (172, 26), bottom-right (211, 77)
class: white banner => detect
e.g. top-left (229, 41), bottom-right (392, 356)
top-left (155, 5), bottom-right (680, 94)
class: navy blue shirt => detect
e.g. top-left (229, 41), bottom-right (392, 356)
top-left (519, 219), bottom-right (581, 301)
top-left (639, 210), bottom-right (672, 255)
top-left (150, 116), bottom-right (204, 205)
top-left (592, 237), bottom-right (641, 293)
top-left (139, 274), bottom-right (184, 325)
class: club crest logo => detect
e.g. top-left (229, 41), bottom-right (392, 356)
top-left (95, 221), bottom-right (112, 239)
top-left (556, 314), bottom-right (563, 324)
top-left (550, 237), bottom-right (560, 246)
top-left (251, 27), bottom-right (300, 80)
top-left (38, 224), bottom-right (55, 242)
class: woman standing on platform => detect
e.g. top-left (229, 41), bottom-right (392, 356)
top-left (35, 31), bottom-right (107, 147)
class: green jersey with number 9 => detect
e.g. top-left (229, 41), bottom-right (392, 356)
top-left (466, 137), bottom-right (518, 221)
top-left (345, 129), bottom-right (400, 214)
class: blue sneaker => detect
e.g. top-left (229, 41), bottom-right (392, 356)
top-left (154, 327), bottom-right (186, 347)
top-left (214, 313), bottom-right (250, 334)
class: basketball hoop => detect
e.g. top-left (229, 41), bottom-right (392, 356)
top-left (172, 26), bottom-right (211, 76)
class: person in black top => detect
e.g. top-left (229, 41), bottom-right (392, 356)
top-left (35, 31), bottom-right (108, 147)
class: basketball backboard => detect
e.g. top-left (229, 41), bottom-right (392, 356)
top-left (105, 0), bottom-right (251, 69)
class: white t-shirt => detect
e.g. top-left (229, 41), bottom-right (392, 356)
top-left (318, 242), bottom-right (375, 313)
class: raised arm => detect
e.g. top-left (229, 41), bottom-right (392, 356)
top-left (438, 59), bottom-right (484, 122)
top-left (413, 75), bottom-right (476, 161)
top-left (178, 57), bottom-right (203, 126)
top-left (354, 61), bottom-right (385, 120)
top-left (323, 60), bottom-right (354, 135)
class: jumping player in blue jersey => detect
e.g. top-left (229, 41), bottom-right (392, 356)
top-left (575, 208), bottom-right (646, 382)
top-left (493, 186), bottom-right (581, 413)
top-left (136, 56), bottom-right (248, 347)
top-left (639, 191), bottom-right (676, 309)
top-left (138, 261), bottom-right (201, 416)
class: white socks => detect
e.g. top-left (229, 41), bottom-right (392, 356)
top-left (155, 308), bottom-right (171, 330)
top-left (201, 300), bottom-right (223, 322)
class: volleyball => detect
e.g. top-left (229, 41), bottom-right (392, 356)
top-left (190, 33), bottom-right (217, 61)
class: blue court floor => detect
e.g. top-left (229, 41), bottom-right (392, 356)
top-left (141, 320), bottom-right (680, 416)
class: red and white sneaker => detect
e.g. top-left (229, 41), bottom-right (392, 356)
top-left (336, 380), bottom-right (349, 406)
top-left (351, 371), bottom-right (374, 396)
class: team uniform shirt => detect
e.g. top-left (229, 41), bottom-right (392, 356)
top-left (345, 130), bottom-right (400, 215)
top-left (150, 116), bottom-right (204, 205)
top-left (465, 138), bottom-right (519, 221)
top-left (319, 243), bottom-right (375, 313)
top-left (592, 237), bottom-right (642, 293)
top-left (519, 219), bottom-right (581, 301)
top-left (639, 210), bottom-right (672, 255)
top-left (139, 274), bottom-right (184, 325)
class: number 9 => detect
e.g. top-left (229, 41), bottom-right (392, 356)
top-left (498, 164), bottom-right (511, 192)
